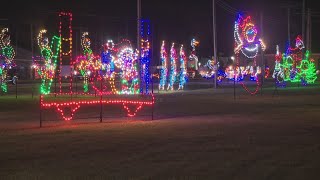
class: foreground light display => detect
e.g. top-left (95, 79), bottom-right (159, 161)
top-left (167, 43), bottom-right (177, 91)
top-left (34, 29), bottom-right (61, 95)
top-left (40, 93), bottom-right (154, 121)
top-left (159, 41), bottom-right (167, 90)
top-left (0, 28), bottom-right (15, 93)
top-left (38, 13), bottom-right (155, 125)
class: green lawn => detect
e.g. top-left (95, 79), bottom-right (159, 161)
top-left (1, 84), bottom-right (320, 179)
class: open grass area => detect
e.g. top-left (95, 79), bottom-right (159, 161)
top-left (1, 83), bottom-right (320, 179)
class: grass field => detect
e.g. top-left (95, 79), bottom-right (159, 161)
top-left (1, 83), bottom-right (320, 179)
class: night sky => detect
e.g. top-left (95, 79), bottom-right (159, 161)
top-left (1, 0), bottom-right (319, 63)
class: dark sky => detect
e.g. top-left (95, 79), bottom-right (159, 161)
top-left (1, 0), bottom-right (319, 63)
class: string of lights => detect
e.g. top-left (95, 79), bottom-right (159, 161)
top-left (59, 12), bottom-right (73, 93)
top-left (41, 93), bottom-right (154, 121)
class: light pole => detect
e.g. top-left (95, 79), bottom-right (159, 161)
top-left (213, 0), bottom-right (218, 89)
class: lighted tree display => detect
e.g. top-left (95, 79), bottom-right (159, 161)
top-left (167, 43), bottom-right (177, 91)
top-left (159, 41), bottom-right (167, 91)
top-left (178, 45), bottom-right (187, 90)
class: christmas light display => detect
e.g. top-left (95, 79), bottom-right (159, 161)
top-left (94, 39), bottom-right (142, 95)
top-left (0, 66), bottom-right (7, 93)
top-left (59, 12), bottom-right (73, 93)
top-left (41, 93), bottom-right (154, 121)
top-left (101, 40), bottom-right (115, 79)
top-left (33, 29), bottom-right (61, 95)
top-left (0, 28), bottom-right (15, 93)
top-left (117, 47), bottom-right (139, 94)
top-left (188, 39), bottom-right (200, 71)
top-left (286, 35), bottom-right (304, 62)
top-left (283, 50), bottom-right (317, 85)
top-left (234, 14), bottom-right (265, 95)
top-left (178, 45), bottom-right (187, 90)
top-left (140, 19), bottom-right (151, 93)
top-left (277, 36), bottom-right (317, 86)
top-left (199, 59), bottom-right (226, 81)
top-left (100, 40), bottom-right (118, 94)
top-left (264, 66), bottom-right (270, 78)
top-left (159, 41), bottom-right (167, 90)
top-left (299, 51), bottom-right (317, 84)
top-left (199, 60), bottom-right (214, 79)
top-left (282, 35), bottom-right (309, 84)
top-left (234, 14), bottom-right (266, 58)
top-left (167, 43), bottom-right (177, 91)
top-left (225, 65), bottom-right (244, 81)
top-left (76, 32), bottom-right (102, 92)
top-left (37, 14), bottom-right (155, 124)
top-left (272, 45), bottom-right (285, 86)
